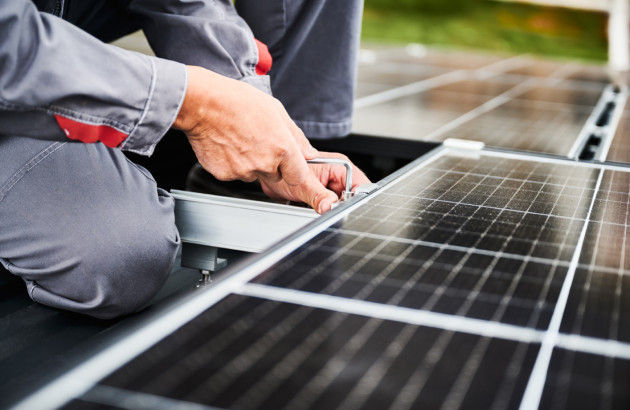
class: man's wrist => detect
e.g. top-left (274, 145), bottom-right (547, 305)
top-left (172, 65), bottom-right (205, 133)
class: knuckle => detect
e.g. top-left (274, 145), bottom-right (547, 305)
top-left (332, 152), bottom-right (350, 161)
top-left (254, 157), bottom-right (278, 176)
top-left (213, 170), bottom-right (232, 181)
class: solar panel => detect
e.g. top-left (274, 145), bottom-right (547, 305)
top-left (366, 46), bottom-right (506, 70)
top-left (358, 63), bottom-right (447, 86)
top-left (353, 87), bottom-right (496, 139)
top-left (354, 49), bottom-right (610, 156)
top-left (62, 295), bottom-right (538, 410)
top-left (562, 65), bottom-right (610, 84)
top-left (607, 110), bottom-right (630, 164)
top-left (560, 169), bottom-right (630, 343)
top-left (432, 98), bottom-right (594, 155)
top-left (18, 145), bottom-right (630, 410)
top-left (515, 82), bottom-right (605, 107)
top-left (502, 59), bottom-right (568, 78)
top-left (252, 153), bottom-right (599, 331)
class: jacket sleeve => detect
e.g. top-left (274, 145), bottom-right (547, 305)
top-left (125, 0), bottom-right (272, 94)
top-left (0, 0), bottom-right (188, 156)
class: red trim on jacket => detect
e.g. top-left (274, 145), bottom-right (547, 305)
top-left (54, 114), bottom-right (128, 148)
top-left (254, 39), bottom-right (272, 76)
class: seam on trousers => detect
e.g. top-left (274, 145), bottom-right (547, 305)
top-left (29, 282), bottom-right (38, 299)
top-left (0, 142), bottom-right (66, 203)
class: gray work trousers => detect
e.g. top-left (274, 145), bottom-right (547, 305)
top-left (0, 0), bottom-right (363, 319)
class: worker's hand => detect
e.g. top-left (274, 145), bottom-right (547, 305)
top-left (260, 151), bottom-right (370, 212)
top-left (172, 66), bottom-right (347, 213)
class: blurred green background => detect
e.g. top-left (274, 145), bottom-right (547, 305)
top-left (362, 0), bottom-right (608, 62)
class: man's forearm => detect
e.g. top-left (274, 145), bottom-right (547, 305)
top-left (0, 0), bottom-right (186, 156)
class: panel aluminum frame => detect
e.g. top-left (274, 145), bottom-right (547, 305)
top-left (172, 190), bottom-right (319, 255)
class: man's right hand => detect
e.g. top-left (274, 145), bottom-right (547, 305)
top-left (172, 66), bottom-right (340, 214)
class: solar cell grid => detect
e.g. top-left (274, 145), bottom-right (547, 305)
top-left (580, 170), bottom-right (630, 269)
top-left (355, 64), bottom-right (448, 98)
top-left (562, 64), bottom-right (609, 84)
top-left (353, 87), bottom-right (499, 139)
top-left (68, 295), bottom-right (538, 410)
top-left (560, 169), bottom-right (630, 343)
top-left (358, 63), bottom-right (449, 86)
top-left (432, 98), bottom-right (593, 154)
top-left (354, 48), bottom-right (606, 155)
top-left (540, 349), bottom-right (630, 409)
top-left (380, 48), bottom-right (505, 70)
top-left (252, 154), bottom-right (599, 333)
top-left (503, 59), bottom-right (568, 78)
top-left (428, 78), bottom-right (518, 97)
top-left (608, 111), bottom-right (630, 164)
top-left (515, 83), bottom-right (605, 107)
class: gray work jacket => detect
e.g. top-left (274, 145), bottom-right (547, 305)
top-left (0, 0), bottom-right (271, 156)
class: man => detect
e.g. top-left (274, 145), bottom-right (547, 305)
top-left (0, 0), bottom-right (367, 318)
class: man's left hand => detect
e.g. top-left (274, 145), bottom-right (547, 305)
top-left (259, 151), bottom-right (370, 213)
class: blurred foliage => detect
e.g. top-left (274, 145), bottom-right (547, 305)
top-left (362, 0), bottom-right (608, 62)
top-left (366, 0), bottom-right (476, 13)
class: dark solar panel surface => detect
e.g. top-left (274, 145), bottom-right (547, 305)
top-left (433, 99), bottom-right (593, 155)
top-left (65, 295), bottom-right (538, 410)
top-left (380, 47), bottom-right (505, 70)
top-left (355, 64), bottom-right (447, 98)
top-left (502, 59), bottom-right (567, 78)
top-left (354, 48), bottom-right (608, 155)
top-left (357, 63), bottom-right (447, 86)
top-left (253, 154), bottom-right (598, 330)
top-left (562, 64), bottom-right (610, 84)
top-left (354, 87), bottom-right (497, 139)
top-left (515, 82), bottom-right (604, 107)
top-left (540, 349), bottom-right (630, 409)
top-left (561, 170), bottom-right (630, 343)
top-left (608, 110), bottom-right (630, 164)
top-left (430, 78), bottom-right (518, 96)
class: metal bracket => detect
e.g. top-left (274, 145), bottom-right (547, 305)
top-left (307, 157), bottom-right (354, 201)
top-left (568, 85), bottom-right (628, 161)
top-left (180, 243), bottom-right (227, 286)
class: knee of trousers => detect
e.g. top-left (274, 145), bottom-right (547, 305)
top-left (0, 140), bottom-right (181, 319)
top-left (25, 219), bottom-right (180, 320)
